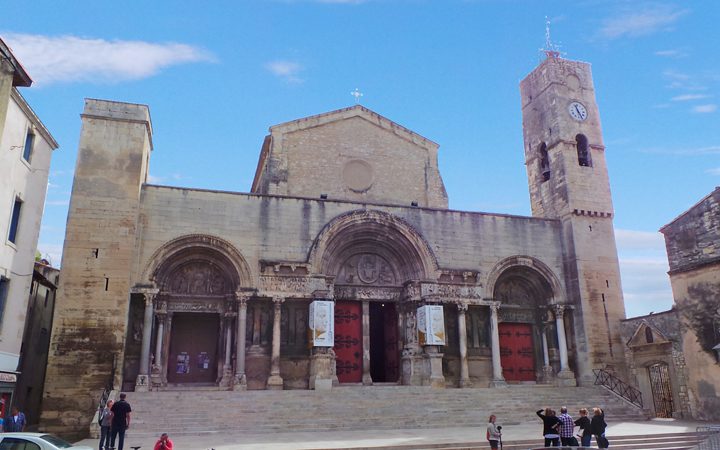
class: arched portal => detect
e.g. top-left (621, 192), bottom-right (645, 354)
top-left (139, 235), bottom-right (251, 387)
top-left (488, 257), bottom-right (568, 383)
top-left (309, 210), bottom-right (437, 384)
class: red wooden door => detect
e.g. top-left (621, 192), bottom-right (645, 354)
top-left (383, 304), bottom-right (399, 382)
top-left (499, 323), bottom-right (535, 382)
top-left (334, 301), bottom-right (362, 383)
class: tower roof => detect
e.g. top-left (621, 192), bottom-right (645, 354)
top-left (0, 37), bottom-right (32, 87)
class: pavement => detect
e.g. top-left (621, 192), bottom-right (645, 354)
top-left (73, 418), bottom-right (718, 450)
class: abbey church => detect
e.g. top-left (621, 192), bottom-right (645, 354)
top-left (42, 53), bottom-right (630, 435)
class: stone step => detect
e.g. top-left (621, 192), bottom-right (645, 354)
top-left (123, 385), bottom-right (647, 435)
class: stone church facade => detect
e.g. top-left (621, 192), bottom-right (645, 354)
top-left (42, 54), bottom-right (629, 436)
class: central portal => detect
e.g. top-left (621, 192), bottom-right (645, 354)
top-left (369, 302), bottom-right (399, 382)
top-left (167, 313), bottom-right (220, 384)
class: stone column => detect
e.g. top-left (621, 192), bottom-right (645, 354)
top-left (553, 304), bottom-right (577, 386)
top-left (400, 303), bottom-right (423, 386)
top-left (233, 294), bottom-right (249, 390)
top-left (457, 303), bottom-right (471, 388)
top-left (362, 300), bottom-right (373, 385)
top-left (150, 312), bottom-right (165, 387)
top-left (135, 291), bottom-right (157, 391)
top-left (266, 297), bottom-right (284, 389)
top-left (161, 313), bottom-right (173, 385)
top-left (219, 312), bottom-right (235, 387)
top-left (541, 325), bottom-right (554, 383)
top-left (489, 303), bottom-right (507, 387)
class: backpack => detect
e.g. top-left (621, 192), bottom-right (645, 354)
top-left (98, 410), bottom-right (104, 426)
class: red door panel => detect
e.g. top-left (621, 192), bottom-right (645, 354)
top-left (499, 323), bottom-right (535, 382)
top-left (334, 301), bottom-right (362, 383)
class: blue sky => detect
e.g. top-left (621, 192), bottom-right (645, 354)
top-left (2, 1), bottom-right (718, 317)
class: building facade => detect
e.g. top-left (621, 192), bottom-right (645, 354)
top-left (659, 187), bottom-right (720, 421)
top-left (0, 38), bottom-right (58, 416)
top-left (42, 53), bottom-right (629, 436)
top-left (14, 260), bottom-right (59, 430)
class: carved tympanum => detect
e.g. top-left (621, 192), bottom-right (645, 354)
top-left (168, 262), bottom-right (230, 295)
top-left (496, 279), bottom-right (533, 307)
top-left (337, 253), bottom-right (396, 286)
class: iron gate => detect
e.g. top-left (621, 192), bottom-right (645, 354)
top-left (648, 362), bottom-right (674, 418)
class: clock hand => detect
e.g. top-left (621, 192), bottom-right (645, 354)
top-left (575, 105), bottom-right (582, 116)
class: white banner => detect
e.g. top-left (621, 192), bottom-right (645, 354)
top-left (309, 300), bottom-right (334, 347)
top-left (417, 305), bottom-right (445, 346)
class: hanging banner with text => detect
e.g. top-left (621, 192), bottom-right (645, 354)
top-left (309, 300), bottom-right (334, 347)
top-left (417, 305), bottom-right (446, 346)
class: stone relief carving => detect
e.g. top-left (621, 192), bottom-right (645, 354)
top-left (258, 275), bottom-right (332, 297)
top-left (335, 286), bottom-right (401, 301)
top-left (168, 262), bottom-right (229, 295)
top-left (338, 253), bottom-right (396, 286)
top-left (420, 282), bottom-right (483, 300)
top-left (496, 280), bottom-right (534, 307)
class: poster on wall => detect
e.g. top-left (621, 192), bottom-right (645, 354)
top-left (309, 300), bottom-right (334, 347)
top-left (197, 352), bottom-right (210, 370)
top-left (417, 305), bottom-right (446, 345)
top-left (176, 352), bottom-right (190, 374)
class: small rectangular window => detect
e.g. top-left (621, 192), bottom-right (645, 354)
top-left (8, 198), bottom-right (23, 243)
top-left (0, 277), bottom-right (9, 326)
top-left (23, 131), bottom-right (35, 162)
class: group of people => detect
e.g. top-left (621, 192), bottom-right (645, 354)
top-left (98, 393), bottom-right (172, 450)
top-left (486, 407), bottom-right (609, 449)
top-left (536, 406), bottom-right (608, 448)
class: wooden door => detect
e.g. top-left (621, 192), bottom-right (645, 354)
top-left (167, 313), bottom-right (219, 383)
top-left (499, 323), bottom-right (535, 382)
top-left (334, 301), bottom-right (362, 383)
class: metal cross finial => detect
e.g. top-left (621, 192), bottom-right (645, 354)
top-left (542, 16), bottom-right (561, 59)
top-left (351, 88), bottom-right (363, 104)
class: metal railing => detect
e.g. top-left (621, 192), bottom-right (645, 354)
top-left (592, 368), bottom-right (643, 409)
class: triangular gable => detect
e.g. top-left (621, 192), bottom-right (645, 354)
top-left (627, 321), bottom-right (671, 348)
top-left (269, 104), bottom-right (438, 150)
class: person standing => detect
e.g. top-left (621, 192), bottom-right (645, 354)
top-left (590, 407), bottom-right (608, 448)
top-left (153, 433), bottom-right (173, 450)
top-left (4, 406), bottom-right (27, 432)
top-left (99, 400), bottom-right (113, 450)
top-left (110, 393), bottom-right (132, 450)
top-left (558, 406), bottom-right (576, 446)
top-left (574, 408), bottom-right (592, 447)
top-left (486, 414), bottom-right (501, 450)
top-left (536, 408), bottom-right (561, 447)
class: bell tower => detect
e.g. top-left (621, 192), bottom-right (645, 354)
top-left (520, 52), bottom-right (627, 383)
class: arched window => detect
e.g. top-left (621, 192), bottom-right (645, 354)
top-left (645, 326), bottom-right (654, 343)
top-left (539, 143), bottom-right (550, 182)
top-left (576, 134), bottom-right (592, 167)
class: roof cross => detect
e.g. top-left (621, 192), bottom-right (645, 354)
top-left (542, 16), bottom-right (561, 59)
top-left (351, 88), bottom-right (363, 104)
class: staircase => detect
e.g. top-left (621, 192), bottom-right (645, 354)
top-left (125, 385), bottom-right (647, 436)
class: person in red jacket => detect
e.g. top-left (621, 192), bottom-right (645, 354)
top-left (154, 433), bottom-right (173, 450)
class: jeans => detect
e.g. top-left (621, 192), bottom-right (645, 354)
top-left (110, 425), bottom-right (126, 450)
top-left (99, 426), bottom-right (111, 449)
top-left (544, 437), bottom-right (560, 447)
top-left (581, 434), bottom-right (592, 447)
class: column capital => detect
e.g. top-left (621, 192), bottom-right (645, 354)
top-left (489, 303), bottom-right (501, 314)
top-left (552, 304), bottom-right (565, 318)
top-left (457, 303), bottom-right (468, 313)
top-left (272, 296), bottom-right (285, 305)
top-left (234, 290), bottom-right (252, 305)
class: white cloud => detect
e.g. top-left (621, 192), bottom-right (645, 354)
top-left (705, 167), bottom-right (720, 176)
top-left (615, 229), bottom-right (674, 316)
top-left (640, 145), bottom-right (720, 155)
top-left (692, 104), bottom-right (717, 113)
top-left (265, 60), bottom-right (304, 83)
top-left (600, 5), bottom-right (688, 39)
top-left (45, 199), bottom-right (69, 206)
top-left (671, 94), bottom-right (710, 101)
top-left (2, 33), bottom-right (215, 85)
top-left (615, 229), bottom-right (666, 252)
top-left (654, 49), bottom-right (686, 58)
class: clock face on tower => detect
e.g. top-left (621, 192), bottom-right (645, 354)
top-left (568, 101), bottom-right (588, 121)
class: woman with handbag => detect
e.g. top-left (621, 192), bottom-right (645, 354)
top-left (590, 407), bottom-right (609, 448)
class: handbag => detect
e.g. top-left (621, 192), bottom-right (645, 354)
top-left (597, 435), bottom-right (610, 448)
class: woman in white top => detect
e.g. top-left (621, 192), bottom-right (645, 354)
top-left (487, 414), bottom-right (501, 450)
